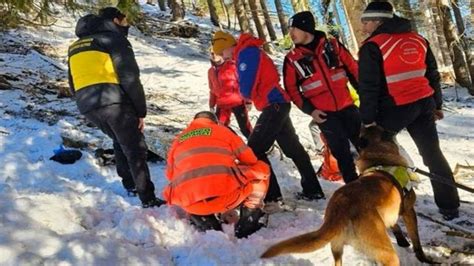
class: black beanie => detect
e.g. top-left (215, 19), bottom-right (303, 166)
top-left (99, 7), bottom-right (126, 21)
top-left (361, 2), bottom-right (394, 21)
top-left (289, 11), bottom-right (315, 34)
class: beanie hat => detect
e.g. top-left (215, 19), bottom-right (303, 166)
top-left (212, 31), bottom-right (236, 55)
top-left (361, 2), bottom-right (394, 21)
top-left (288, 11), bottom-right (315, 34)
top-left (99, 7), bottom-right (126, 21)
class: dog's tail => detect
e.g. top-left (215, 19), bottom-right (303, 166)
top-left (261, 218), bottom-right (343, 258)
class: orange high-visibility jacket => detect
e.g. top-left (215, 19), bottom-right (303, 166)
top-left (163, 118), bottom-right (259, 207)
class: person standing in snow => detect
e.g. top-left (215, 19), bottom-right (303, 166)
top-left (207, 48), bottom-right (252, 138)
top-left (211, 31), bottom-right (325, 207)
top-left (358, 1), bottom-right (460, 220)
top-left (163, 111), bottom-right (270, 238)
top-left (283, 11), bottom-right (361, 184)
top-left (67, 7), bottom-right (164, 208)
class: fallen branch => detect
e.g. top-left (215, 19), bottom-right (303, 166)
top-left (417, 212), bottom-right (474, 237)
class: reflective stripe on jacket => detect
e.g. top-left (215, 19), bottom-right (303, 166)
top-left (163, 118), bottom-right (259, 207)
top-left (364, 32), bottom-right (433, 106)
top-left (284, 37), bottom-right (358, 112)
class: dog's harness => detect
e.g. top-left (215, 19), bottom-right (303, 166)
top-left (363, 166), bottom-right (421, 213)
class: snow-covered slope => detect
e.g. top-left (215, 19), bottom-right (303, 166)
top-left (0, 6), bottom-right (473, 266)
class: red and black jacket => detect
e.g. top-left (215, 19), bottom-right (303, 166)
top-left (283, 31), bottom-right (359, 114)
top-left (358, 16), bottom-right (442, 124)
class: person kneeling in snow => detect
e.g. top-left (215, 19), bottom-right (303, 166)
top-left (163, 111), bottom-right (270, 238)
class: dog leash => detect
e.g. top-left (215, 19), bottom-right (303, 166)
top-left (409, 167), bottom-right (474, 194)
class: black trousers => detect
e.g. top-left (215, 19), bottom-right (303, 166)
top-left (317, 105), bottom-right (361, 183)
top-left (84, 104), bottom-right (156, 204)
top-left (216, 104), bottom-right (252, 139)
top-left (247, 103), bottom-right (323, 202)
top-left (377, 97), bottom-right (460, 210)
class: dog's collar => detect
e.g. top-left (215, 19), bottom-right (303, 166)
top-left (364, 166), bottom-right (420, 191)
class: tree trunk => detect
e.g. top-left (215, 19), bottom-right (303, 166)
top-left (291, 0), bottom-right (301, 13)
top-left (207, 0), bottom-right (220, 27)
top-left (158, 0), bottom-right (166, 11)
top-left (393, 0), bottom-right (418, 32)
top-left (451, 0), bottom-right (474, 85)
top-left (220, 0), bottom-right (231, 28)
top-left (170, 0), bottom-right (184, 21)
top-left (437, 0), bottom-right (473, 94)
top-left (259, 0), bottom-right (276, 41)
top-left (274, 0), bottom-right (288, 36)
top-left (341, 0), bottom-right (366, 50)
top-left (234, 0), bottom-right (251, 33)
top-left (248, 0), bottom-right (272, 53)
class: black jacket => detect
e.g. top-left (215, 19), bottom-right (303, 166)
top-left (68, 14), bottom-right (146, 117)
top-left (358, 15), bottom-right (442, 124)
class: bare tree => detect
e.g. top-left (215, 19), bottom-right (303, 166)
top-left (342, 0), bottom-right (367, 49)
top-left (234, 0), bottom-right (252, 33)
top-left (437, 0), bottom-right (473, 94)
top-left (451, 0), bottom-right (474, 86)
top-left (207, 0), bottom-right (221, 27)
top-left (170, 0), bottom-right (185, 21)
top-left (274, 0), bottom-right (288, 36)
top-left (158, 0), bottom-right (167, 11)
top-left (248, 0), bottom-right (272, 52)
top-left (259, 0), bottom-right (277, 41)
top-left (219, 0), bottom-right (231, 28)
top-left (392, 0), bottom-right (418, 32)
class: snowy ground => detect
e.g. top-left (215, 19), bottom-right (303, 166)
top-left (0, 6), bottom-right (473, 266)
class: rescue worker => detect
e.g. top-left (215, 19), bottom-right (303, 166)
top-left (211, 31), bottom-right (325, 206)
top-left (163, 111), bottom-right (270, 238)
top-left (358, 1), bottom-right (460, 220)
top-left (283, 11), bottom-right (361, 184)
top-left (68, 7), bottom-right (164, 208)
top-left (207, 49), bottom-right (252, 138)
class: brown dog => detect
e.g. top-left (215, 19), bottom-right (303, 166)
top-left (261, 126), bottom-right (434, 266)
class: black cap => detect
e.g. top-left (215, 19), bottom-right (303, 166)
top-left (289, 11), bottom-right (315, 34)
top-left (99, 7), bottom-right (126, 21)
top-left (361, 2), bottom-right (394, 21)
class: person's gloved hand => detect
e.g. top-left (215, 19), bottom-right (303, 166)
top-left (210, 106), bottom-right (216, 113)
top-left (311, 109), bottom-right (327, 124)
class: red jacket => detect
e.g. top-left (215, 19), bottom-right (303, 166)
top-left (364, 32), bottom-right (433, 106)
top-left (163, 118), bottom-right (259, 207)
top-left (283, 35), bottom-right (358, 113)
top-left (208, 60), bottom-right (244, 109)
top-left (233, 33), bottom-right (290, 111)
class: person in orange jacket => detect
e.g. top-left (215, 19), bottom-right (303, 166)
top-left (163, 111), bottom-right (270, 238)
top-left (208, 50), bottom-right (252, 138)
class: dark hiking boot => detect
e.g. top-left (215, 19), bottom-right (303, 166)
top-left (235, 206), bottom-right (265, 238)
top-left (126, 188), bottom-right (138, 197)
top-left (296, 191), bottom-right (325, 201)
top-left (142, 198), bottom-right (166, 208)
top-left (189, 214), bottom-right (223, 232)
top-left (439, 208), bottom-right (459, 221)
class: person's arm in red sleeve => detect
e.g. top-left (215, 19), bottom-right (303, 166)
top-left (337, 41), bottom-right (359, 90)
top-left (228, 130), bottom-right (258, 165)
top-left (283, 56), bottom-right (315, 115)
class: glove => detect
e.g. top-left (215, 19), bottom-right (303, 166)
top-left (209, 106), bottom-right (216, 113)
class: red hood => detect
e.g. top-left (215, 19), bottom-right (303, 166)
top-left (233, 33), bottom-right (264, 60)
